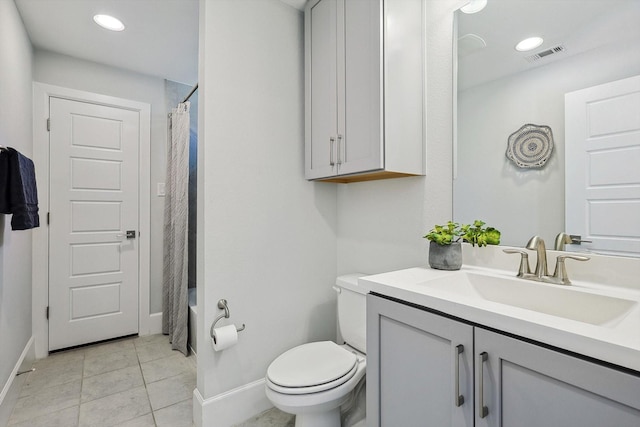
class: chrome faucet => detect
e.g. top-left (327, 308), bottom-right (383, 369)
top-left (526, 235), bottom-right (548, 279)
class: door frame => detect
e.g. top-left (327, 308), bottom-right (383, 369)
top-left (32, 83), bottom-right (151, 358)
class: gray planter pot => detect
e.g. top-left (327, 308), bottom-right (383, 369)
top-left (428, 241), bottom-right (462, 270)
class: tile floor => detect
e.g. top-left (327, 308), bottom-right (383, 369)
top-left (7, 334), bottom-right (294, 427)
top-left (233, 408), bottom-right (294, 427)
top-left (8, 334), bottom-right (195, 427)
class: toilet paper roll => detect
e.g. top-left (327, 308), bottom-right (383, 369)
top-left (211, 325), bottom-right (238, 352)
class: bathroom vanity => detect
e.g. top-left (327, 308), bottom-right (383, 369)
top-left (363, 266), bottom-right (640, 426)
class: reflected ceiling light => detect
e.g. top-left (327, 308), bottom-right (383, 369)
top-left (458, 33), bottom-right (487, 57)
top-left (461, 0), bottom-right (487, 14)
top-left (93, 14), bottom-right (125, 32)
top-left (515, 36), bottom-right (544, 52)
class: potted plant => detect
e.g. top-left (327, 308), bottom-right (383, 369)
top-left (424, 220), bottom-right (501, 270)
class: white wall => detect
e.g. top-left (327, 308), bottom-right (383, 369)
top-left (197, 0), bottom-right (337, 424)
top-left (336, 0), bottom-right (466, 276)
top-left (0, 0), bottom-right (34, 422)
top-left (455, 40), bottom-right (640, 246)
top-left (32, 50), bottom-right (168, 314)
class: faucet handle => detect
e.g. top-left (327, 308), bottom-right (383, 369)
top-left (552, 254), bottom-right (590, 285)
top-left (503, 249), bottom-right (532, 277)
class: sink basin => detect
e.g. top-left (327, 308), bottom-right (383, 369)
top-left (424, 272), bottom-right (638, 327)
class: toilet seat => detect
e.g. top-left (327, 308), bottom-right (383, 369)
top-left (267, 341), bottom-right (358, 395)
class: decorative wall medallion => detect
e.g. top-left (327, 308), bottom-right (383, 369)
top-left (505, 124), bottom-right (554, 168)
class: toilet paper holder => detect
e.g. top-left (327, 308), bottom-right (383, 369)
top-left (210, 299), bottom-right (246, 339)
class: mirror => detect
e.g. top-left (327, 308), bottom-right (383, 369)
top-left (453, 0), bottom-right (640, 255)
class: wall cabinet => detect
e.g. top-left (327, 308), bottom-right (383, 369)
top-left (304, 0), bottom-right (425, 183)
top-left (367, 294), bottom-right (640, 426)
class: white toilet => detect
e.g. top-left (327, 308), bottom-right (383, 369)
top-left (265, 274), bottom-right (368, 427)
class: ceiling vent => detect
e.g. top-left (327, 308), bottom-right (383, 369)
top-left (525, 45), bottom-right (566, 62)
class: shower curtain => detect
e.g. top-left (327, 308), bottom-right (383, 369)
top-left (162, 101), bottom-right (190, 356)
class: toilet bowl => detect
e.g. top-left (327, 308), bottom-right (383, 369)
top-left (266, 342), bottom-right (365, 427)
top-left (265, 274), bottom-right (369, 427)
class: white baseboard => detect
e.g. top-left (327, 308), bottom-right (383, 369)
top-left (147, 312), bottom-right (163, 335)
top-left (194, 378), bottom-right (273, 427)
top-left (0, 336), bottom-right (35, 426)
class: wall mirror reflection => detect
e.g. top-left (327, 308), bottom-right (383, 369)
top-left (453, 0), bottom-right (640, 257)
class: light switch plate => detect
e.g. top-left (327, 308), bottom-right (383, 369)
top-left (157, 182), bottom-right (166, 197)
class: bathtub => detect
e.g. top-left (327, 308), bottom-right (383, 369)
top-left (188, 287), bottom-right (197, 355)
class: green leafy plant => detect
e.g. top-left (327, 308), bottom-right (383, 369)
top-left (424, 220), bottom-right (500, 247)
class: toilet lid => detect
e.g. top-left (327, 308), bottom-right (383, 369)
top-left (267, 341), bottom-right (357, 389)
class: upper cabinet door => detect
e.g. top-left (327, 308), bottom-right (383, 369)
top-left (339, 0), bottom-right (383, 176)
top-left (305, 0), bottom-right (339, 180)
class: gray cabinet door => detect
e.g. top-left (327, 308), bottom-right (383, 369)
top-left (305, 0), bottom-right (340, 179)
top-left (475, 328), bottom-right (640, 427)
top-left (339, 0), bottom-right (383, 176)
top-left (367, 294), bottom-right (474, 427)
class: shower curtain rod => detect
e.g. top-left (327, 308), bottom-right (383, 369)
top-left (182, 83), bottom-right (198, 103)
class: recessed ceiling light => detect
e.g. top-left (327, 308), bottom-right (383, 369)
top-left (515, 36), bottom-right (544, 52)
top-left (93, 14), bottom-right (125, 32)
top-left (461, 0), bottom-right (487, 14)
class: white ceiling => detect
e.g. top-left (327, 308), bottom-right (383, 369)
top-left (280, 0), bottom-right (306, 10)
top-left (457, 0), bottom-right (640, 90)
top-left (21, 0), bottom-right (635, 92)
top-left (15, 0), bottom-right (200, 85)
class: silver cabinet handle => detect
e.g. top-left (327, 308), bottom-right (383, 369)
top-left (337, 134), bottom-right (343, 165)
top-left (329, 137), bottom-right (335, 166)
top-left (479, 352), bottom-right (489, 418)
top-left (455, 344), bottom-right (464, 407)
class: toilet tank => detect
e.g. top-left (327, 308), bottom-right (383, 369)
top-left (335, 274), bottom-right (370, 354)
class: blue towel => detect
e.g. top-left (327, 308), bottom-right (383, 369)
top-left (0, 147), bottom-right (40, 230)
top-left (0, 150), bottom-right (8, 214)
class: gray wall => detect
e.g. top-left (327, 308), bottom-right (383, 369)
top-left (197, 0), bottom-right (338, 410)
top-left (196, 1), bottom-right (466, 424)
top-left (33, 50), bottom-right (171, 314)
top-left (0, 0), bottom-right (34, 421)
top-left (336, 0), bottom-right (466, 275)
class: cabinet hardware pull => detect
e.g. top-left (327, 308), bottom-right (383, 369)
top-left (479, 352), bottom-right (489, 418)
top-left (337, 134), bottom-right (343, 165)
top-left (455, 344), bottom-right (465, 407)
top-left (329, 137), bottom-right (335, 166)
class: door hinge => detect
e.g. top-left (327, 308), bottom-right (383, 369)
top-left (47, 212), bottom-right (50, 225)
top-left (46, 306), bottom-right (49, 320)
top-left (46, 118), bottom-right (50, 131)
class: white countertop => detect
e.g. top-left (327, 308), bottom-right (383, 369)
top-left (360, 265), bottom-right (640, 372)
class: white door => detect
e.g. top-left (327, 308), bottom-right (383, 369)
top-left (48, 96), bottom-right (140, 351)
top-left (565, 75), bottom-right (640, 257)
